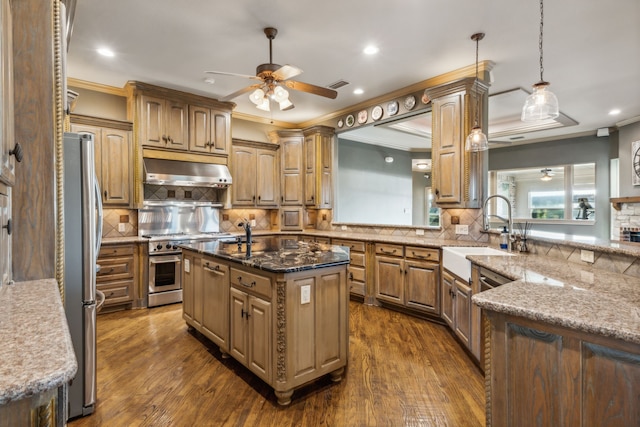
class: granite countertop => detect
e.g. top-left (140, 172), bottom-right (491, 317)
top-left (471, 254), bottom-right (640, 345)
top-left (180, 236), bottom-right (350, 273)
top-left (0, 279), bottom-right (78, 405)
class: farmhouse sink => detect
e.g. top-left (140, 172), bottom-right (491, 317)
top-left (442, 246), bottom-right (514, 282)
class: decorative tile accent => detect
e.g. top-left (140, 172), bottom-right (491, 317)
top-left (220, 209), bottom-right (274, 232)
top-left (102, 209), bottom-right (138, 238)
top-left (144, 184), bottom-right (223, 203)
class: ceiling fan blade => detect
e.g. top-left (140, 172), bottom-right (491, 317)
top-left (220, 84), bottom-right (262, 102)
top-left (205, 70), bottom-right (261, 80)
top-left (272, 64), bottom-right (303, 81)
top-left (284, 80), bottom-right (338, 99)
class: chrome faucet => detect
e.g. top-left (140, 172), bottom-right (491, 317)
top-left (482, 195), bottom-right (513, 252)
top-left (238, 218), bottom-right (252, 257)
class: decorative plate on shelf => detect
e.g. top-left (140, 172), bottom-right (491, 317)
top-left (387, 101), bottom-right (399, 116)
top-left (345, 114), bottom-right (355, 127)
top-left (357, 109), bottom-right (368, 124)
top-left (421, 91), bottom-right (431, 105)
top-left (371, 105), bottom-right (383, 121)
top-left (337, 119), bottom-right (344, 128)
top-left (404, 95), bottom-right (416, 111)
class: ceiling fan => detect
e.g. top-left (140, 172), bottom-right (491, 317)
top-left (205, 27), bottom-right (338, 111)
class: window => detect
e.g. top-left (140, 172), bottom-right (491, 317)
top-left (488, 163), bottom-right (595, 223)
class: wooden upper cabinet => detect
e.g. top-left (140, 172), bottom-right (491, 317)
top-left (230, 140), bottom-right (279, 208)
top-left (278, 133), bottom-right (304, 206)
top-left (0, 0), bottom-right (15, 187)
top-left (303, 126), bottom-right (333, 209)
top-left (426, 78), bottom-right (488, 208)
top-left (140, 95), bottom-right (187, 150)
top-left (188, 105), bottom-right (230, 155)
top-left (71, 117), bottom-right (133, 207)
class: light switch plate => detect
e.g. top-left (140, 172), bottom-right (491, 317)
top-left (301, 285), bottom-right (311, 304)
top-left (415, 229), bottom-right (425, 236)
top-left (341, 225), bottom-right (348, 231)
top-left (580, 249), bottom-right (595, 263)
top-left (455, 224), bottom-right (469, 235)
top-left (184, 259), bottom-right (190, 273)
top-left (118, 223), bottom-right (126, 232)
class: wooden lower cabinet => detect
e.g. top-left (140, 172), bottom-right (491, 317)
top-left (441, 269), bottom-right (472, 348)
top-left (374, 243), bottom-right (440, 316)
top-left (331, 238), bottom-right (366, 298)
top-left (97, 243), bottom-right (136, 312)
top-left (485, 311), bottom-right (640, 427)
top-left (182, 249), bottom-right (349, 405)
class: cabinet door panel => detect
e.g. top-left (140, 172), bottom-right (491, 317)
top-left (229, 287), bottom-right (248, 365)
top-left (166, 101), bottom-right (188, 149)
top-left (141, 95), bottom-right (164, 147)
top-left (211, 110), bottom-right (230, 155)
top-left (248, 296), bottom-right (271, 382)
top-left (182, 253), bottom-right (194, 322)
top-left (280, 136), bottom-right (303, 205)
top-left (374, 255), bottom-right (403, 303)
top-left (201, 261), bottom-right (229, 351)
top-left (405, 260), bottom-right (439, 315)
top-left (231, 147), bottom-right (256, 205)
top-left (454, 282), bottom-right (471, 347)
top-left (441, 271), bottom-right (454, 327)
top-left (188, 106), bottom-right (210, 153)
top-left (101, 129), bottom-right (130, 205)
top-left (256, 149), bottom-right (278, 206)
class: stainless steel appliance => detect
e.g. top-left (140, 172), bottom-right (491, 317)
top-left (139, 201), bottom-right (231, 307)
top-left (63, 132), bottom-right (103, 419)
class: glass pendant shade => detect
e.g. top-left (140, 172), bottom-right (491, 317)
top-left (279, 99), bottom-right (293, 110)
top-left (521, 81), bottom-right (559, 121)
top-left (465, 126), bottom-right (489, 152)
top-left (272, 86), bottom-right (289, 103)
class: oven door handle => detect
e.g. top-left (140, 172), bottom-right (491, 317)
top-left (149, 256), bottom-right (182, 264)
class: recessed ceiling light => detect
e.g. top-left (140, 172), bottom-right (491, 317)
top-left (204, 77), bottom-right (216, 85)
top-left (363, 45), bottom-right (379, 55)
top-left (609, 109), bottom-right (621, 115)
top-left (97, 47), bottom-right (114, 57)
top-left (353, 88), bottom-right (364, 95)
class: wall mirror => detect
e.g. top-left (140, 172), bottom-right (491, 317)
top-left (334, 110), bottom-right (441, 227)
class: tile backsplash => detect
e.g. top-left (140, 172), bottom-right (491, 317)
top-left (102, 208), bottom-right (138, 238)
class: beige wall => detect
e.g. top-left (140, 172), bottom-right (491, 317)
top-left (69, 86), bottom-right (128, 121)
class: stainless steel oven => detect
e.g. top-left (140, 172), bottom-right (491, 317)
top-left (148, 253), bottom-right (182, 304)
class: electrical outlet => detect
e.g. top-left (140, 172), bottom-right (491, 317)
top-left (580, 249), bottom-right (595, 263)
top-left (415, 229), bottom-right (425, 236)
top-left (341, 225), bottom-right (347, 231)
top-left (301, 285), bottom-right (311, 304)
top-left (455, 224), bottom-right (469, 235)
top-left (184, 259), bottom-right (190, 273)
top-left (250, 219), bottom-right (256, 227)
top-left (118, 223), bottom-right (126, 233)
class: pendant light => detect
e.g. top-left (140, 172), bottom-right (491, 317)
top-left (521, 0), bottom-right (559, 122)
top-left (465, 32), bottom-right (489, 152)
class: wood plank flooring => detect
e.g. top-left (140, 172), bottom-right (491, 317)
top-left (69, 301), bottom-right (485, 426)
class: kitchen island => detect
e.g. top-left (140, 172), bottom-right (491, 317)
top-left (179, 236), bottom-right (350, 405)
top-left (471, 254), bottom-right (640, 427)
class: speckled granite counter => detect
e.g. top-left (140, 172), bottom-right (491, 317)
top-left (471, 253), bottom-right (640, 345)
top-left (0, 279), bottom-right (78, 405)
top-left (180, 236), bottom-right (350, 273)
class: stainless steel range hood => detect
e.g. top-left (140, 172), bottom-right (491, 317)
top-left (143, 158), bottom-right (232, 188)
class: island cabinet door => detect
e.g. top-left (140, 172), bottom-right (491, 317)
top-left (201, 260), bottom-right (230, 352)
top-left (229, 288), bottom-right (249, 365)
top-left (182, 253), bottom-right (195, 323)
top-left (247, 296), bottom-right (272, 383)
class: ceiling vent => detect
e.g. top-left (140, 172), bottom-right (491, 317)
top-left (327, 80), bottom-right (350, 90)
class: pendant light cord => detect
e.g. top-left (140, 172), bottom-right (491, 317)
top-left (538, 0), bottom-right (545, 82)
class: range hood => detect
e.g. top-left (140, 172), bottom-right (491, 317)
top-left (143, 158), bottom-right (232, 188)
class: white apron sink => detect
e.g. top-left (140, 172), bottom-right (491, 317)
top-left (442, 246), bottom-right (514, 282)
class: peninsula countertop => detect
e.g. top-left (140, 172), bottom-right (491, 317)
top-left (471, 253), bottom-right (640, 345)
top-left (0, 279), bottom-right (78, 405)
top-left (180, 236), bottom-right (350, 273)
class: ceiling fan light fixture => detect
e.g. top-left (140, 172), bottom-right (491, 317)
top-left (279, 98), bottom-right (293, 110)
top-left (256, 97), bottom-right (270, 111)
top-left (540, 168), bottom-right (553, 181)
top-left (521, 0), bottom-right (559, 122)
top-left (250, 88), bottom-right (265, 105)
top-left (273, 86), bottom-right (289, 103)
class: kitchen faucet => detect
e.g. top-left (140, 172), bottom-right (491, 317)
top-left (482, 195), bottom-right (514, 252)
top-left (238, 218), bottom-right (252, 257)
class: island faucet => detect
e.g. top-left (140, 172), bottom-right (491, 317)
top-left (482, 195), bottom-right (514, 252)
top-left (238, 218), bottom-right (252, 257)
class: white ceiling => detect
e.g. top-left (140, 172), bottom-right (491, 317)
top-left (67, 0), bottom-right (640, 147)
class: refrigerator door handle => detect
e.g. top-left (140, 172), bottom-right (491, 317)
top-left (95, 177), bottom-right (103, 257)
top-left (83, 303), bottom-right (97, 413)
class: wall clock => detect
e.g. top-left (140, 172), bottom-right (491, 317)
top-left (633, 140), bottom-right (640, 186)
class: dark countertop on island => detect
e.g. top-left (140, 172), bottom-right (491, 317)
top-left (180, 236), bottom-right (350, 273)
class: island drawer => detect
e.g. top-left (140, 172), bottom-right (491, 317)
top-left (375, 243), bottom-right (403, 257)
top-left (99, 244), bottom-right (134, 258)
top-left (332, 239), bottom-right (365, 253)
top-left (230, 267), bottom-right (271, 299)
top-left (405, 246), bottom-right (440, 262)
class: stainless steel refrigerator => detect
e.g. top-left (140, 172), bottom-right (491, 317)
top-left (63, 132), bottom-right (103, 419)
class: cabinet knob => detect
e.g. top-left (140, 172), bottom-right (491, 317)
top-left (348, 272), bottom-right (353, 281)
top-left (2, 219), bottom-right (12, 235)
top-left (104, 190), bottom-right (108, 199)
top-left (435, 189), bottom-right (440, 196)
top-left (9, 142), bottom-right (23, 162)
top-left (162, 135), bottom-right (168, 142)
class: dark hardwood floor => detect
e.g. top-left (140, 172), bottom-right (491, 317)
top-left (70, 301), bottom-right (485, 426)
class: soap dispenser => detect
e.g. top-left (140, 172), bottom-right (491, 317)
top-left (500, 226), bottom-right (509, 250)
